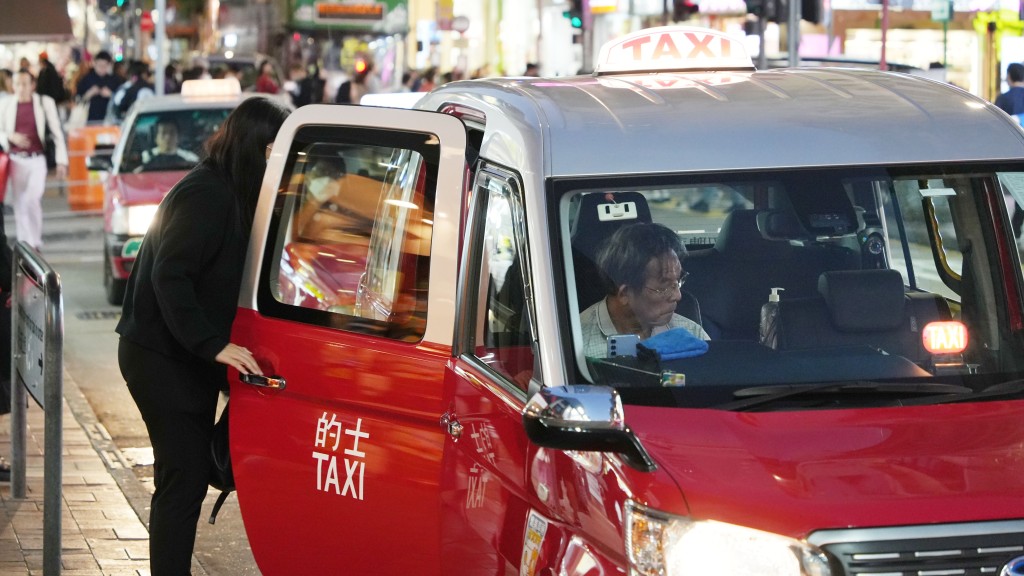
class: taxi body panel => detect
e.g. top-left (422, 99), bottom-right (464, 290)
top-left (627, 401), bottom-right (1024, 539)
top-left (231, 27), bottom-right (1024, 576)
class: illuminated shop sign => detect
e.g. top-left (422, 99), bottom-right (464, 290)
top-left (316, 1), bottom-right (386, 22)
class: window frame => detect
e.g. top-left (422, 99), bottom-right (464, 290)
top-left (455, 163), bottom-right (536, 397)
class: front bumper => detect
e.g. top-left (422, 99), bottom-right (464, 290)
top-left (106, 233), bottom-right (144, 280)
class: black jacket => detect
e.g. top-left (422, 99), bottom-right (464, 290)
top-left (116, 162), bottom-right (247, 364)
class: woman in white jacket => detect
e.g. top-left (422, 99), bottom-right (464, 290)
top-left (0, 68), bottom-right (68, 248)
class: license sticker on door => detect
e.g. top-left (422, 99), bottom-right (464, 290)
top-left (520, 510), bottom-right (549, 576)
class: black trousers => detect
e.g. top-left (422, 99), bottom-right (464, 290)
top-left (119, 338), bottom-right (222, 576)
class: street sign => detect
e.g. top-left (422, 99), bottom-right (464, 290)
top-left (15, 271), bottom-right (47, 408)
top-left (931, 0), bottom-right (951, 22)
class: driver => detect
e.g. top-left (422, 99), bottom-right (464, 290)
top-left (140, 118), bottom-right (199, 168)
top-left (580, 222), bottom-right (708, 357)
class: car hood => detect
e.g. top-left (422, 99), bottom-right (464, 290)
top-left (626, 401), bottom-right (1024, 538)
top-left (111, 171), bottom-right (188, 206)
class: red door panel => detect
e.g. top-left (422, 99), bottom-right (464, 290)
top-left (231, 308), bottom-right (449, 574)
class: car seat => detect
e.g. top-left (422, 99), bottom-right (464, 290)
top-left (683, 209), bottom-right (859, 340)
top-left (773, 269), bottom-right (952, 364)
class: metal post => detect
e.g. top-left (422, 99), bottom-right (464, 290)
top-left (10, 335), bottom-right (25, 499)
top-left (788, 0), bottom-right (801, 67)
top-left (757, 16), bottom-right (767, 70)
top-left (9, 243), bottom-right (64, 576)
top-left (155, 0), bottom-right (166, 95)
top-left (880, 0), bottom-right (889, 71)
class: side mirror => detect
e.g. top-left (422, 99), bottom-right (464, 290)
top-left (522, 385), bottom-right (656, 472)
top-left (87, 154), bottom-right (113, 172)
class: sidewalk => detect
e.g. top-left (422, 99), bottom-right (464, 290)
top-left (0, 370), bottom-right (152, 576)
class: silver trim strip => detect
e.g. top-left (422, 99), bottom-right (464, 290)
top-left (807, 520), bottom-right (1024, 546)
top-left (854, 554), bottom-right (901, 560)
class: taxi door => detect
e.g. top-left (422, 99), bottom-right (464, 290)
top-left (230, 105), bottom-right (467, 574)
top-left (440, 166), bottom-right (543, 573)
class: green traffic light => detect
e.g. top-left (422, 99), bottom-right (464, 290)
top-left (117, 0), bottom-right (125, 6)
top-left (570, 15), bottom-right (582, 27)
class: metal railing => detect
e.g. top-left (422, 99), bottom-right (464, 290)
top-left (9, 241), bottom-right (63, 576)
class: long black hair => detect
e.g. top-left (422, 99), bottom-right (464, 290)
top-left (204, 96), bottom-right (291, 232)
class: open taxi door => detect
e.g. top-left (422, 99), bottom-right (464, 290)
top-left (229, 104), bottom-right (466, 574)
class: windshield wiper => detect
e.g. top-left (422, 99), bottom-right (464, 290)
top-left (719, 382), bottom-right (972, 412)
top-left (898, 379), bottom-right (1024, 407)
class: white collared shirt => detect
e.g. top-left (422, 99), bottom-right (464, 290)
top-left (580, 297), bottom-right (709, 358)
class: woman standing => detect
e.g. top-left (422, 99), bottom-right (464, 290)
top-left (116, 96), bottom-right (290, 575)
top-left (0, 69), bottom-right (68, 249)
top-left (254, 60), bottom-right (280, 94)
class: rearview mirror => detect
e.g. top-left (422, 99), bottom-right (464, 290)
top-left (522, 385), bottom-right (656, 472)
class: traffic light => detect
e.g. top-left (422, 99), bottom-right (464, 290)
top-left (97, 0), bottom-right (117, 12)
top-left (563, 0), bottom-right (584, 29)
top-left (673, 0), bottom-right (699, 21)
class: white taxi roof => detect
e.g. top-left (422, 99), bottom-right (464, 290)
top-left (417, 27), bottom-right (1024, 177)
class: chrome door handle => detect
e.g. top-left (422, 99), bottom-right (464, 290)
top-left (239, 373), bottom-right (287, 390)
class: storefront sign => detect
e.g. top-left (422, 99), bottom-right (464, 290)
top-left (293, 0), bottom-right (409, 33)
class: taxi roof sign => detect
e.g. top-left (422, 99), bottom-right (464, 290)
top-left (180, 78), bottom-right (242, 99)
top-left (595, 26), bottom-right (754, 75)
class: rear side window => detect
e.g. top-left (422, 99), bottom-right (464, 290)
top-left (257, 125), bottom-right (439, 342)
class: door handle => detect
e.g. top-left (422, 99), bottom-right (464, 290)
top-left (239, 373), bottom-right (287, 390)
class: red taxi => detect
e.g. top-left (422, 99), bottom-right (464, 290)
top-left (98, 79), bottom-right (263, 304)
top-left (229, 27), bottom-right (1024, 575)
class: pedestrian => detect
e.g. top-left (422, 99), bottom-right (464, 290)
top-left (35, 52), bottom-right (69, 114)
top-left (334, 60), bottom-right (375, 104)
top-left (115, 95), bottom-right (290, 576)
top-left (0, 69), bottom-right (13, 99)
top-left (995, 62), bottom-right (1024, 240)
top-left (110, 60), bottom-right (155, 122)
top-left (0, 213), bottom-right (12, 483)
top-left (254, 60), bottom-right (280, 94)
top-left (524, 62), bottom-right (541, 77)
top-left (75, 50), bottom-right (120, 123)
top-left (0, 68), bottom-right (69, 249)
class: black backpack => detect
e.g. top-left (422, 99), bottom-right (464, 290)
top-left (208, 401), bottom-right (234, 524)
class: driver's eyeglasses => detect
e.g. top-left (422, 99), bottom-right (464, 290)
top-left (644, 271), bottom-right (689, 297)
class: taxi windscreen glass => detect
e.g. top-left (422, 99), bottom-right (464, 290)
top-left (119, 108), bottom-right (232, 174)
top-left (562, 165), bottom-right (1024, 411)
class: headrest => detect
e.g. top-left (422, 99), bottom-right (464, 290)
top-left (818, 270), bottom-right (906, 332)
top-left (764, 186), bottom-right (859, 240)
top-left (715, 209), bottom-right (792, 261)
top-left (571, 191), bottom-right (652, 256)
top-left (573, 190), bottom-right (651, 235)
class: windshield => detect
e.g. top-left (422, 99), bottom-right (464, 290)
top-left (562, 165), bottom-right (1024, 410)
top-left (119, 108), bottom-right (232, 174)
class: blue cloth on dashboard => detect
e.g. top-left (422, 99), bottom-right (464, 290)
top-left (639, 328), bottom-right (709, 361)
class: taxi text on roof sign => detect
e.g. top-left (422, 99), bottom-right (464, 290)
top-left (595, 26), bottom-right (754, 75)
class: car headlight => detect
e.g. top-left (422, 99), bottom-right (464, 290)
top-left (111, 204), bottom-right (158, 237)
top-left (625, 501), bottom-right (831, 576)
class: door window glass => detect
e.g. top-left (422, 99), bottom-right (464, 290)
top-left (471, 174), bottom-right (534, 392)
top-left (258, 125), bottom-right (439, 341)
